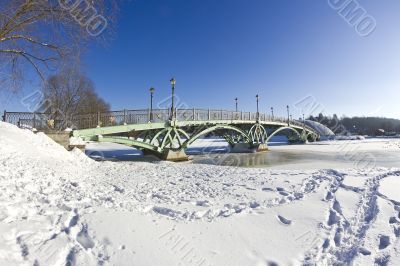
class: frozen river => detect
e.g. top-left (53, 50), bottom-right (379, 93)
top-left (190, 144), bottom-right (400, 169)
top-left (86, 138), bottom-right (400, 170)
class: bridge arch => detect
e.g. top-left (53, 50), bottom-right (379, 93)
top-left (183, 124), bottom-right (250, 148)
top-left (266, 126), bottom-right (302, 143)
top-left (150, 128), bottom-right (191, 150)
top-left (306, 132), bottom-right (318, 142)
top-left (249, 123), bottom-right (268, 144)
top-left (98, 136), bottom-right (162, 154)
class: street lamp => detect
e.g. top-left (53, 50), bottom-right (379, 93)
top-left (149, 87), bottom-right (155, 122)
top-left (287, 105), bottom-right (290, 125)
top-left (271, 107), bottom-right (274, 120)
top-left (170, 78), bottom-right (176, 120)
top-left (235, 97), bottom-right (238, 112)
top-left (256, 94), bottom-right (260, 121)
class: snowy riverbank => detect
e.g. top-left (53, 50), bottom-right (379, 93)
top-left (1, 122), bottom-right (400, 265)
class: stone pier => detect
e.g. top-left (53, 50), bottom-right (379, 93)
top-left (230, 143), bottom-right (268, 153)
top-left (41, 131), bottom-right (85, 151)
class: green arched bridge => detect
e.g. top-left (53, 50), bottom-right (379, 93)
top-left (66, 108), bottom-right (320, 161)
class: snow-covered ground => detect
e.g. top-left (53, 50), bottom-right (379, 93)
top-left (1, 121), bottom-right (400, 265)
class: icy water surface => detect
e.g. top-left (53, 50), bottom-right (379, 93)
top-left (86, 139), bottom-right (400, 169)
top-left (190, 149), bottom-right (400, 169)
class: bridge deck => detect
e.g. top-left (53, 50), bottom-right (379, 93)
top-left (73, 119), bottom-right (312, 139)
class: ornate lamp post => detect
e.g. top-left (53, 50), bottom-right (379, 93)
top-left (287, 105), bottom-right (290, 125)
top-left (256, 94), bottom-right (260, 121)
top-left (149, 87), bottom-right (155, 122)
top-left (170, 78), bottom-right (176, 120)
top-left (235, 97), bottom-right (238, 112)
top-left (271, 107), bottom-right (274, 120)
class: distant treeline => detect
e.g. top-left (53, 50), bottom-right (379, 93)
top-left (308, 114), bottom-right (400, 136)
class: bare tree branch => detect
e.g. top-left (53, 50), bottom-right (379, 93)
top-left (0, 0), bottom-right (119, 91)
top-left (1, 35), bottom-right (59, 49)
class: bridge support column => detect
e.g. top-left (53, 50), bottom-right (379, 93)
top-left (230, 143), bottom-right (268, 153)
top-left (143, 148), bottom-right (189, 162)
top-left (162, 148), bottom-right (189, 162)
top-left (256, 143), bottom-right (269, 152)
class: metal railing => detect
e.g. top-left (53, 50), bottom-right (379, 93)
top-left (2, 109), bottom-right (316, 133)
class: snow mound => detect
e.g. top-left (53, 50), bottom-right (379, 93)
top-left (69, 136), bottom-right (86, 146)
top-left (335, 135), bottom-right (366, 140)
top-left (305, 120), bottom-right (335, 137)
top-left (0, 122), bottom-right (93, 164)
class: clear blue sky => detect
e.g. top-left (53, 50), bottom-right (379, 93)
top-left (3, 0), bottom-right (400, 119)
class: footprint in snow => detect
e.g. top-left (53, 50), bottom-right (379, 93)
top-left (277, 215), bottom-right (292, 225)
top-left (334, 228), bottom-right (342, 246)
top-left (322, 239), bottom-right (330, 249)
top-left (327, 210), bottom-right (339, 226)
top-left (262, 187), bottom-right (274, 192)
top-left (359, 247), bottom-right (371, 256)
top-left (389, 217), bottom-right (398, 224)
top-left (196, 200), bottom-right (211, 207)
top-left (374, 255), bottom-right (390, 266)
top-left (76, 225), bottom-right (95, 250)
top-left (394, 226), bottom-right (400, 237)
top-left (278, 191), bottom-right (290, 196)
top-left (379, 235), bottom-right (390, 250)
top-left (324, 191), bottom-right (334, 201)
top-left (267, 260), bottom-right (279, 266)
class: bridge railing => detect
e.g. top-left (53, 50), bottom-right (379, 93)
top-left (2, 109), bottom-right (317, 133)
top-left (1, 111), bottom-right (69, 130)
top-left (72, 109), bottom-right (155, 128)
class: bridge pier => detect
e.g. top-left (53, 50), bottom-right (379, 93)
top-left (230, 143), bottom-right (268, 153)
top-left (143, 148), bottom-right (189, 162)
top-left (41, 130), bottom-right (86, 151)
top-left (256, 143), bottom-right (269, 152)
top-left (162, 148), bottom-right (189, 162)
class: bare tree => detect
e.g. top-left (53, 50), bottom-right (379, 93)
top-left (0, 0), bottom-right (119, 91)
top-left (41, 68), bottom-right (110, 122)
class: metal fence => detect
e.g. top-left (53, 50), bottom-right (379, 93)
top-left (1, 111), bottom-right (68, 130)
top-left (2, 109), bottom-right (316, 133)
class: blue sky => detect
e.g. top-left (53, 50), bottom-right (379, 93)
top-left (3, 0), bottom-right (400, 119)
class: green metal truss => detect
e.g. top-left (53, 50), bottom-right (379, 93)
top-left (183, 124), bottom-right (251, 148)
top-left (73, 119), bottom-right (320, 158)
top-left (98, 136), bottom-right (161, 153)
top-left (266, 126), bottom-right (302, 143)
top-left (249, 123), bottom-right (268, 144)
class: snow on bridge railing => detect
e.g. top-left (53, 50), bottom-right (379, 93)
top-left (2, 109), bottom-right (317, 133)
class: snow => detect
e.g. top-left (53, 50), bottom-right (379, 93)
top-left (335, 135), bottom-right (366, 140)
top-left (380, 176), bottom-right (400, 202)
top-left (69, 136), bottom-right (86, 146)
top-left (1, 121), bottom-right (400, 265)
